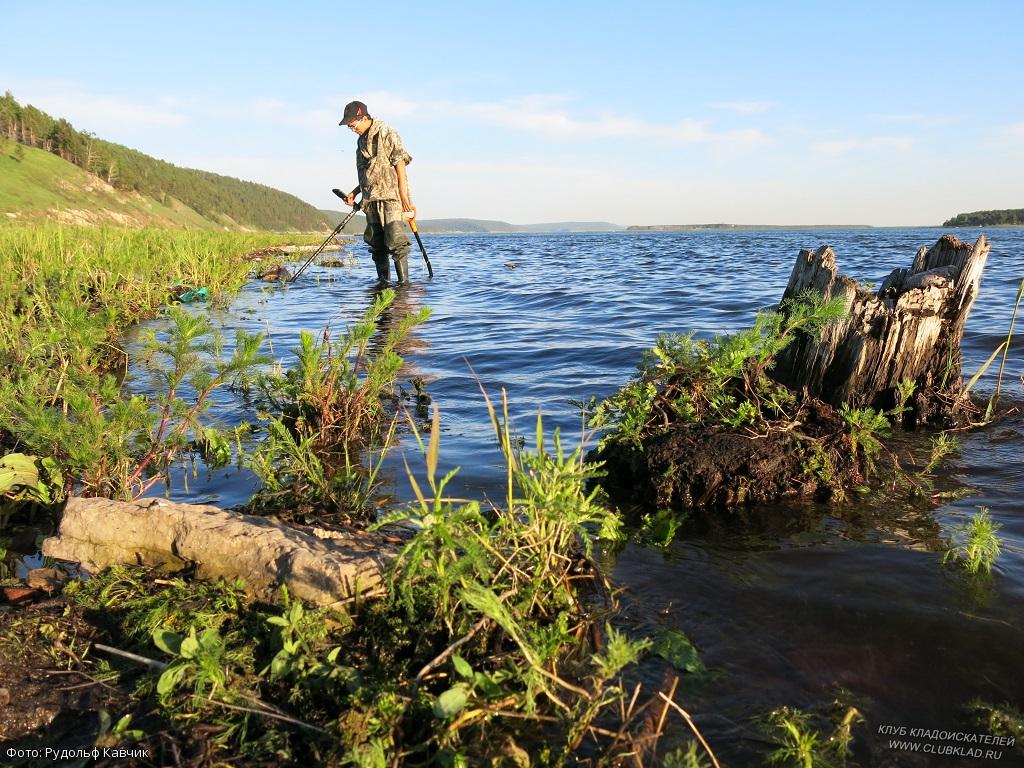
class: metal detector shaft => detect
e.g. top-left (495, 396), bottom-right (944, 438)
top-left (289, 191), bottom-right (360, 282)
top-left (406, 216), bottom-right (434, 278)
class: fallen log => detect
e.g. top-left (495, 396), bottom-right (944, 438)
top-left (42, 497), bottom-right (396, 607)
top-left (771, 234), bottom-right (990, 425)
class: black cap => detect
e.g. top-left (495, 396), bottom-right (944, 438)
top-left (339, 100), bottom-right (369, 126)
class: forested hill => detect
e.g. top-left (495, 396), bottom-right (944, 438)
top-left (0, 91), bottom-right (331, 231)
top-left (943, 209), bottom-right (1024, 227)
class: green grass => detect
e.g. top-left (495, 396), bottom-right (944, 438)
top-left (0, 142), bottom-right (83, 213)
top-left (55, 394), bottom-right (657, 765)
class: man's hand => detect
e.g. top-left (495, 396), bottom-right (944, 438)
top-left (403, 204), bottom-right (417, 221)
top-left (344, 193), bottom-right (356, 207)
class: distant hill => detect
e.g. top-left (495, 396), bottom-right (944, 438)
top-left (318, 209), bottom-right (366, 234)
top-left (627, 223), bottom-right (874, 231)
top-left (943, 209), bottom-right (1024, 227)
top-left (0, 91), bottom-right (331, 231)
top-left (318, 212), bottom-right (623, 234)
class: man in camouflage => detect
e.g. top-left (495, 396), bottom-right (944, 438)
top-left (339, 100), bottom-right (416, 284)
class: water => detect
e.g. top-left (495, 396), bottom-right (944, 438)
top-left (136, 227), bottom-right (1024, 765)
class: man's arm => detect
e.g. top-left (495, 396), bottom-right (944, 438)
top-left (395, 160), bottom-right (414, 217)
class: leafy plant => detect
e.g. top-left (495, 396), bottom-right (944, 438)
top-left (665, 741), bottom-right (712, 768)
top-left (838, 405), bottom-right (890, 478)
top-left (152, 625), bottom-right (229, 698)
top-left (1, 307), bottom-right (267, 499)
top-left (247, 288), bottom-right (425, 521)
top-left (763, 704), bottom-right (861, 767)
top-left (592, 291), bottom-right (847, 449)
top-left (942, 507), bottom-right (1002, 575)
top-left (765, 708), bottom-right (820, 768)
top-left (0, 452), bottom-right (64, 503)
top-left (968, 699), bottom-right (1024, 743)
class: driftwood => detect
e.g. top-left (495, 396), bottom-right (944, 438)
top-left (42, 497), bottom-right (396, 607)
top-left (772, 234), bottom-right (990, 424)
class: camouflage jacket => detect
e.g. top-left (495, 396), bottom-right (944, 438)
top-left (355, 120), bottom-right (412, 203)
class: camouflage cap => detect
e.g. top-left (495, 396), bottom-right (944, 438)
top-left (339, 100), bottom-right (369, 126)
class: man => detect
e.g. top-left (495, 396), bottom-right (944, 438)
top-left (339, 100), bottom-right (416, 284)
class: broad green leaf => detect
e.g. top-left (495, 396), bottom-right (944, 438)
top-left (433, 684), bottom-right (469, 719)
top-left (152, 629), bottom-right (183, 657)
top-left (198, 627), bottom-right (224, 654)
top-left (474, 672), bottom-right (503, 698)
top-left (270, 651), bottom-right (290, 679)
top-left (0, 453), bottom-right (39, 495)
top-left (157, 664), bottom-right (188, 695)
top-left (452, 654), bottom-right (473, 679)
top-left (179, 629), bottom-right (200, 659)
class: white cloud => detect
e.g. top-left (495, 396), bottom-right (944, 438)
top-left (203, 96), bottom-right (337, 130)
top-left (812, 136), bottom-right (914, 155)
top-left (996, 122), bottom-right (1024, 142)
top-left (351, 91), bottom-right (421, 120)
top-left (0, 76), bottom-right (189, 130)
top-left (469, 99), bottom-right (769, 146)
top-left (341, 91), bottom-right (769, 147)
top-left (21, 92), bottom-right (187, 129)
top-left (711, 100), bottom-right (775, 115)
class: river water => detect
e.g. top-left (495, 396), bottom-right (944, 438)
top-left (140, 227), bottom-right (1023, 766)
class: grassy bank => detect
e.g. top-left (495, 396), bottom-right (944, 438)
top-left (0, 225), bottom-right (319, 501)
top-left (0, 225), bottom-right (317, 331)
top-left (0, 239), bottom-right (716, 763)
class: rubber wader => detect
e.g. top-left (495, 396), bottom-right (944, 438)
top-left (393, 253), bottom-right (409, 284)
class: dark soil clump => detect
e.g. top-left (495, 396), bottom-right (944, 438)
top-left (596, 390), bottom-right (861, 516)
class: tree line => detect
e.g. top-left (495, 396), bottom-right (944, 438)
top-left (0, 91), bottom-right (331, 231)
top-left (943, 209), bottom-right (1024, 227)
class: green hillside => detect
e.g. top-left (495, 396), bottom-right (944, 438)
top-left (0, 142), bottom-right (226, 227)
top-left (1, 91), bottom-right (331, 231)
top-left (318, 208), bottom-right (366, 234)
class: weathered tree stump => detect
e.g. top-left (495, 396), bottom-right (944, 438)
top-left (771, 234), bottom-right (990, 425)
top-left (593, 233), bottom-right (992, 516)
top-left (42, 497), bottom-right (397, 607)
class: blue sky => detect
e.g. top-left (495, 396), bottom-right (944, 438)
top-left (3, 1), bottom-right (1023, 225)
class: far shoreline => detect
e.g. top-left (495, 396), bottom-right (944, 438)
top-left (416, 223), bottom-right (1024, 235)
